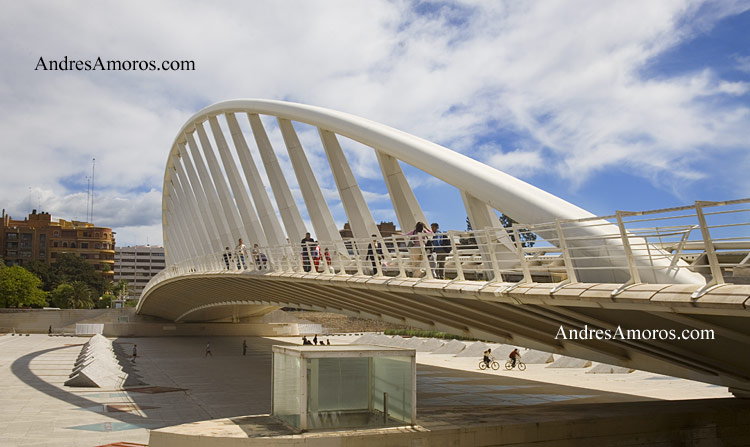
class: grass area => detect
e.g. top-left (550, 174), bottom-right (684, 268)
top-left (383, 328), bottom-right (477, 341)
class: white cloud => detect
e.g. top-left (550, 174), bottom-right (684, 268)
top-left (1, 0), bottom-right (748, 247)
top-left (488, 149), bottom-right (545, 178)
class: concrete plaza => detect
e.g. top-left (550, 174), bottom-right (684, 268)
top-left (0, 333), bottom-right (746, 446)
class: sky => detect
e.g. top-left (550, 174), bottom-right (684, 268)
top-left (1, 0), bottom-right (748, 248)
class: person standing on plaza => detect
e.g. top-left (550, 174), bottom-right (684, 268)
top-left (301, 232), bottom-right (316, 272)
top-left (313, 334), bottom-right (318, 345)
top-left (132, 344), bottom-right (138, 363)
top-left (242, 339), bottom-right (247, 356)
top-left (205, 342), bottom-right (213, 357)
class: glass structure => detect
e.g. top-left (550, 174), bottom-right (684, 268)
top-left (271, 345), bottom-right (416, 431)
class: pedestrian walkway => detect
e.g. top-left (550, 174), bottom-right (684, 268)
top-left (0, 333), bottom-right (744, 447)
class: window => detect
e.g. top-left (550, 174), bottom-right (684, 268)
top-left (7, 233), bottom-right (18, 240)
top-left (81, 242), bottom-right (89, 249)
top-left (62, 242), bottom-right (68, 248)
top-left (53, 230), bottom-right (59, 237)
top-left (70, 242), bottom-right (77, 249)
top-left (51, 252), bottom-right (57, 259)
top-left (95, 232), bottom-right (100, 238)
top-left (95, 243), bottom-right (100, 249)
top-left (53, 242), bottom-right (58, 248)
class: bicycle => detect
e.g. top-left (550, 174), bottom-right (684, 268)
top-left (504, 358), bottom-right (526, 371)
top-left (478, 357), bottom-right (500, 370)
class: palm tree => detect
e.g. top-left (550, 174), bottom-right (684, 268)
top-left (70, 281), bottom-right (94, 309)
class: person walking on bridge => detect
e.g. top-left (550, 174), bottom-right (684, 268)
top-left (404, 222), bottom-right (432, 278)
top-left (235, 239), bottom-right (248, 270)
top-left (301, 232), bottom-right (316, 272)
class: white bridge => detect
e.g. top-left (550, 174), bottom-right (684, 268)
top-left (137, 99), bottom-right (750, 397)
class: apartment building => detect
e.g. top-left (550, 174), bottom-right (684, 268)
top-left (113, 245), bottom-right (166, 298)
top-left (1, 209), bottom-right (115, 278)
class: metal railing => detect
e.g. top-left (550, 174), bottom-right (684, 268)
top-left (141, 199), bottom-right (750, 301)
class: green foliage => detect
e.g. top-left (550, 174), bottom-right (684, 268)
top-left (49, 253), bottom-right (105, 294)
top-left (499, 214), bottom-right (537, 248)
top-left (50, 283), bottom-right (74, 308)
top-left (112, 279), bottom-right (130, 300)
top-left (97, 293), bottom-right (115, 309)
top-left (25, 260), bottom-right (55, 291)
top-left (70, 281), bottom-right (95, 309)
top-left (383, 328), bottom-right (477, 341)
top-left (0, 265), bottom-right (47, 308)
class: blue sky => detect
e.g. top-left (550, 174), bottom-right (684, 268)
top-left (0, 1), bottom-right (748, 247)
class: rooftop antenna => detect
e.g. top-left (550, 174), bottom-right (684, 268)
top-left (90, 158), bottom-right (96, 223)
top-left (86, 176), bottom-right (90, 222)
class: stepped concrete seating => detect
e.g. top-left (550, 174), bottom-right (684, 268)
top-left (403, 337), bottom-right (424, 349)
top-left (352, 333), bottom-right (392, 346)
top-left (518, 350), bottom-right (555, 364)
top-left (383, 335), bottom-right (410, 348)
top-left (455, 341), bottom-right (490, 357)
top-left (431, 340), bottom-right (467, 355)
top-left (587, 363), bottom-right (635, 374)
top-left (64, 334), bottom-right (126, 388)
top-left (416, 338), bottom-right (445, 352)
top-left (547, 355), bottom-right (593, 368)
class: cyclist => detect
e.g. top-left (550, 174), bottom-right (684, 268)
top-left (483, 348), bottom-right (492, 368)
top-left (509, 348), bottom-right (520, 368)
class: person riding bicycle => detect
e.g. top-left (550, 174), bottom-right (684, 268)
top-left (509, 348), bottom-right (520, 368)
top-left (483, 348), bottom-right (493, 368)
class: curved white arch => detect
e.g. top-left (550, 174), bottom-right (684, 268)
top-left (160, 99), bottom-right (703, 285)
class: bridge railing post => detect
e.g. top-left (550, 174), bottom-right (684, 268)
top-left (615, 211), bottom-right (641, 285)
top-left (556, 218), bottom-right (578, 284)
top-left (447, 230), bottom-right (465, 281)
top-left (691, 201), bottom-right (726, 299)
top-left (393, 235), bottom-right (407, 278)
top-left (510, 224), bottom-right (532, 284)
top-left (419, 231), bottom-right (434, 280)
top-left (695, 201), bottom-right (724, 285)
top-left (484, 228), bottom-right (504, 282)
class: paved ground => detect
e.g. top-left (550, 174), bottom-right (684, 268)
top-left (0, 333), bottom-right (734, 446)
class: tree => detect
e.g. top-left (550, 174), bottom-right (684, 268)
top-left (112, 279), bottom-right (130, 300)
top-left (50, 283), bottom-right (75, 308)
top-left (69, 281), bottom-right (95, 309)
top-left (96, 293), bottom-right (115, 309)
top-left (0, 265), bottom-right (47, 308)
top-left (499, 214), bottom-right (537, 248)
top-left (50, 253), bottom-right (104, 295)
top-left (25, 260), bottom-right (56, 291)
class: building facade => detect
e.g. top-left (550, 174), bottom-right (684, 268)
top-left (1, 209), bottom-right (115, 278)
top-left (113, 245), bottom-right (165, 299)
top-left (339, 221), bottom-right (399, 239)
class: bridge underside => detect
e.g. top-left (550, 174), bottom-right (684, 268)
top-left (139, 272), bottom-right (750, 396)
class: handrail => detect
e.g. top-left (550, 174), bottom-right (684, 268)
top-left (139, 198), bottom-right (750, 308)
